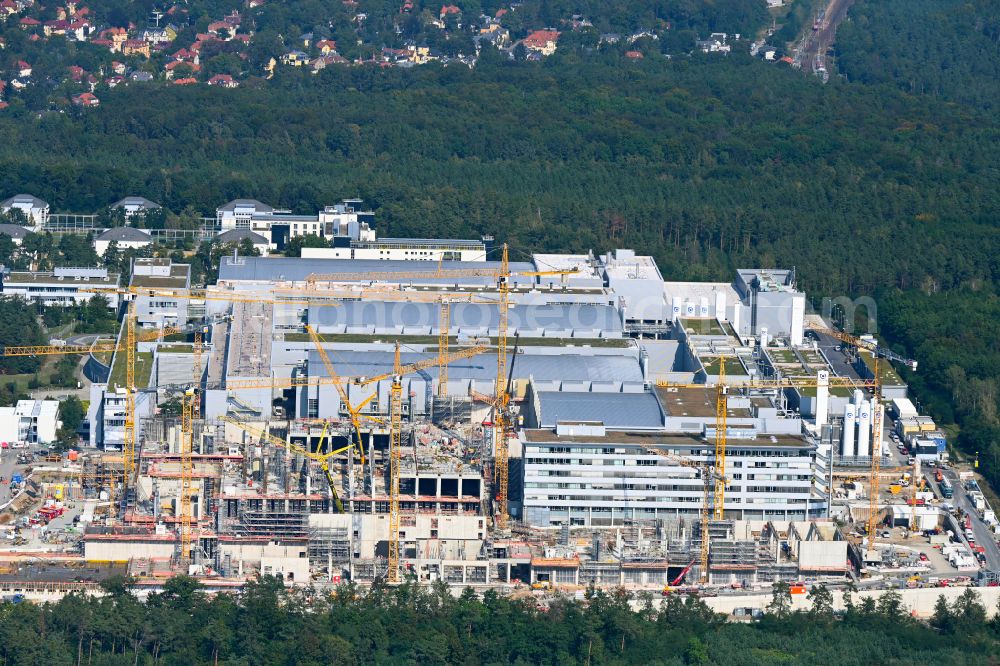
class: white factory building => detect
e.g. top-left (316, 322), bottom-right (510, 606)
top-left (0, 400), bottom-right (60, 445)
top-left (1, 267), bottom-right (122, 307)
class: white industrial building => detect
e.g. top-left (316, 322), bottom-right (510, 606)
top-left (130, 258), bottom-right (191, 327)
top-left (215, 198), bottom-right (376, 252)
top-left (1, 267), bottom-right (121, 307)
top-left (0, 399), bottom-right (60, 445)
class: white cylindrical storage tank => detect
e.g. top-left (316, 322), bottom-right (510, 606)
top-left (842, 404), bottom-right (856, 457)
top-left (685, 300), bottom-right (696, 317)
top-left (853, 389), bottom-right (864, 407)
top-left (671, 297), bottom-right (682, 323)
top-left (760, 327), bottom-right (769, 349)
top-left (699, 297), bottom-right (709, 317)
top-left (857, 402), bottom-right (871, 457)
top-left (715, 290), bottom-right (727, 321)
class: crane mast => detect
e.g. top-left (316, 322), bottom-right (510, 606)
top-left (388, 343), bottom-right (403, 583)
top-left (866, 356), bottom-right (883, 552)
top-left (713, 359), bottom-right (728, 519)
top-left (124, 300), bottom-right (137, 499)
top-left (438, 298), bottom-right (450, 397)
top-left (494, 244), bottom-right (510, 530)
top-left (179, 390), bottom-right (195, 559)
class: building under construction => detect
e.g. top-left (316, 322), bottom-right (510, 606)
top-left (1, 227), bottom-right (928, 592)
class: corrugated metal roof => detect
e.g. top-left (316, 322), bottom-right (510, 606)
top-left (304, 350), bottom-right (642, 383)
top-left (307, 302), bottom-right (622, 333)
top-left (535, 391), bottom-right (665, 429)
top-left (218, 256), bottom-right (536, 286)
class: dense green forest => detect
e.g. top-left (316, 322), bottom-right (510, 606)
top-left (2, 55), bottom-right (998, 297)
top-left (837, 0), bottom-right (1000, 110)
top-left (0, 1), bottom-right (998, 492)
top-left (0, 575), bottom-right (998, 664)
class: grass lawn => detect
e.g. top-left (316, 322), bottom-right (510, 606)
top-left (108, 351), bottom-right (154, 389)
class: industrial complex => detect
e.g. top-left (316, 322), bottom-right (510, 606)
top-left (0, 198), bottom-right (995, 612)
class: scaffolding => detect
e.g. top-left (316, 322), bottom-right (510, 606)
top-left (432, 396), bottom-right (472, 426)
top-left (308, 526), bottom-right (350, 564)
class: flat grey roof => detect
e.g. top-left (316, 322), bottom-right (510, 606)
top-left (300, 349), bottom-right (643, 383)
top-left (307, 301), bottom-right (622, 332)
top-left (536, 391), bottom-right (665, 429)
top-left (4, 271), bottom-right (120, 285)
top-left (360, 237), bottom-right (485, 248)
top-left (218, 256), bottom-right (537, 286)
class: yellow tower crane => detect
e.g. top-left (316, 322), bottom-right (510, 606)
top-left (220, 415), bottom-right (354, 513)
top-left (439, 298), bottom-right (450, 398)
top-left (304, 324), bottom-right (381, 463)
top-left (387, 343), bottom-right (403, 583)
top-left (493, 244), bottom-right (511, 530)
top-left (638, 445), bottom-right (724, 583)
top-left (124, 300), bottom-right (137, 490)
top-left (806, 324), bottom-right (918, 553)
top-left (179, 388), bottom-right (196, 559)
top-left (714, 357), bottom-right (728, 520)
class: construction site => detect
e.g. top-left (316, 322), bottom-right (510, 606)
top-left (1, 234), bottom-right (995, 604)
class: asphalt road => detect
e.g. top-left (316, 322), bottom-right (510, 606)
top-left (946, 468), bottom-right (1000, 571)
top-left (808, 329), bottom-right (862, 379)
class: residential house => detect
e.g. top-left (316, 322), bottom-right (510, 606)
top-left (0, 223), bottom-right (30, 244)
top-left (16, 60), bottom-right (30, 77)
top-left (102, 27), bottom-right (127, 50)
top-left (0, 0), bottom-right (17, 18)
top-left (624, 50), bottom-right (643, 59)
top-left (311, 54), bottom-right (347, 71)
top-left (316, 39), bottom-right (336, 54)
top-left (523, 30), bottom-right (560, 56)
top-left (123, 39), bottom-right (150, 57)
top-left (69, 19), bottom-right (91, 40)
top-left (207, 73), bottom-right (238, 87)
top-left (165, 59), bottom-right (199, 78)
top-left (18, 17), bottom-right (40, 29)
top-left (215, 228), bottom-right (269, 256)
top-left (281, 50), bottom-right (308, 66)
top-left (142, 26), bottom-right (176, 43)
top-left (43, 19), bottom-right (69, 36)
top-left (71, 91), bottom-right (99, 106)
top-left (130, 71), bottom-right (153, 82)
top-left (94, 226), bottom-right (152, 256)
top-left (106, 75), bottom-right (124, 87)
top-left (173, 77), bottom-right (197, 85)
top-left (1, 194), bottom-right (48, 227)
top-left (110, 196), bottom-right (160, 218)
top-left (110, 60), bottom-right (126, 74)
